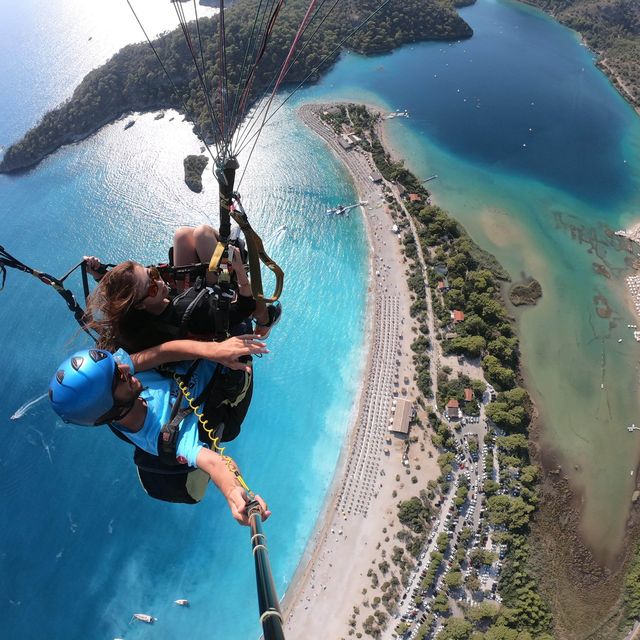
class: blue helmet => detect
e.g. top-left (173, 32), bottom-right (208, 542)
top-left (49, 349), bottom-right (118, 426)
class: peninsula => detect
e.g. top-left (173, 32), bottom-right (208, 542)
top-left (0, 0), bottom-right (473, 174)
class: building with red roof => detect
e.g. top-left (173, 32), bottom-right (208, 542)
top-left (446, 399), bottom-right (460, 420)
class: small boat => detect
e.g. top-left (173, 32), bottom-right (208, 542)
top-left (175, 599), bottom-right (190, 606)
top-left (132, 613), bottom-right (156, 624)
top-left (124, 119), bottom-right (135, 130)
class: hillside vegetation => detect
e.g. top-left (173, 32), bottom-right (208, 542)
top-left (0, 0), bottom-right (473, 173)
top-left (521, 0), bottom-right (639, 108)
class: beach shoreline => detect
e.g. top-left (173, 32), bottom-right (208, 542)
top-left (281, 104), bottom-right (441, 639)
top-left (278, 126), bottom-right (378, 615)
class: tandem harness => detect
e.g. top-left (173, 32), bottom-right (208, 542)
top-left (109, 361), bottom-right (253, 504)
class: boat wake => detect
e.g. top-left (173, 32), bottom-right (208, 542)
top-left (10, 393), bottom-right (48, 420)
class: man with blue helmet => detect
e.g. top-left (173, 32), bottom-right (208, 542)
top-left (49, 337), bottom-right (270, 526)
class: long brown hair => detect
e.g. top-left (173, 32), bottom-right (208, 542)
top-left (85, 261), bottom-right (140, 351)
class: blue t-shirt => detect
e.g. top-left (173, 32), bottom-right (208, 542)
top-left (114, 359), bottom-right (218, 468)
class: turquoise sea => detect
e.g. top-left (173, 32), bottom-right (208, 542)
top-left (0, 2), bottom-right (368, 638)
top-left (2, 0), bottom-right (640, 637)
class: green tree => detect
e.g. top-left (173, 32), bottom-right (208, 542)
top-left (466, 601), bottom-right (500, 625)
top-left (465, 572), bottom-right (481, 592)
top-left (432, 592), bottom-right (450, 615)
top-left (397, 496), bottom-right (431, 533)
top-left (444, 570), bottom-right (463, 589)
top-left (486, 495), bottom-right (534, 531)
top-left (439, 617), bottom-right (472, 640)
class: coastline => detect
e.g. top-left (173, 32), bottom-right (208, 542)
top-left (282, 104), bottom-right (441, 639)
top-left (288, 104), bottom-right (640, 638)
top-left (597, 58), bottom-right (640, 117)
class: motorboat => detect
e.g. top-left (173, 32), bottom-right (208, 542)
top-left (132, 613), bottom-right (156, 624)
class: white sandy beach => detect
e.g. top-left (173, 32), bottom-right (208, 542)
top-left (280, 105), bottom-right (441, 639)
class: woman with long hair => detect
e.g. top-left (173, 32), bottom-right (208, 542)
top-left (84, 225), bottom-right (280, 354)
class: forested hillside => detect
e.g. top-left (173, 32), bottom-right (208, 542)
top-left (521, 0), bottom-right (639, 109)
top-left (0, 0), bottom-right (473, 173)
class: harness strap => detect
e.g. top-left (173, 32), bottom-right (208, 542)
top-left (209, 242), bottom-right (227, 272)
top-left (0, 245), bottom-right (96, 339)
top-left (156, 359), bottom-right (201, 463)
top-left (158, 406), bottom-right (193, 462)
top-left (178, 283), bottom-right (209, 336)
top-left (230, 198), bottom-right (284, 303)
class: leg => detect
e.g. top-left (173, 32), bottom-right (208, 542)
top-left (174, 225), bottom-right (220, 287)
top-left (192, 224), bottom-right (219, 264)
top-left (192, 225), bottom-right (220, 286)
top-left (173, 227), bottom-right (198, 266)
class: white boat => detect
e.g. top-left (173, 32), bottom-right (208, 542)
top-left (174, 599), bottom-right (190, 607)
top-left (132, 613), bottom-right (156, 624)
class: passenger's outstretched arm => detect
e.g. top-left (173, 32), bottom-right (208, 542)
top-left (196, 448), bottom-right (270, 526)
top-left (131, 335), bottom-right (268, 372)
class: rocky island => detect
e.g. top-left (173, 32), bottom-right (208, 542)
top-left (183, 154), bottom-right (208, 192)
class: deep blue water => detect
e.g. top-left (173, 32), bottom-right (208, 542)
top-left (2, 0), bottom-right (640, 636)
top-left (312, 0), bottom-right (634, 206)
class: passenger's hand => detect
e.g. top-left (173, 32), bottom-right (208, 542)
top-left (204, 334), bottom-right (268, 371)
top-left (226, 486), bottom-right (251, 525)
top-left (83, 256), bottom-right (104, 281)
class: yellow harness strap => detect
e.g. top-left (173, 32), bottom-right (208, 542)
top-left (230, 208), bottom-right (284, 303)
top-left (208, 241), bottom-right (227, 272)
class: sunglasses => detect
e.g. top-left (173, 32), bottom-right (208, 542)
top-left (137, 266), bottom-right (162, 303)
top-left (94, 366), bottom-right (135, 425)
top-left (113, 365), bottom-right (132, 389)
